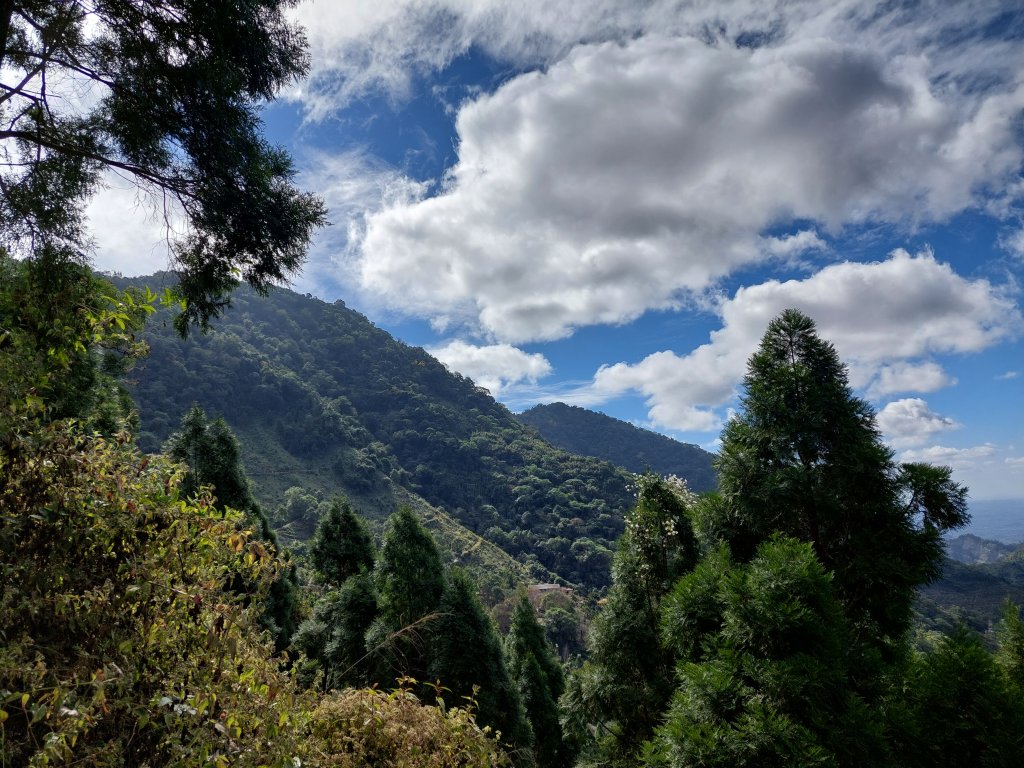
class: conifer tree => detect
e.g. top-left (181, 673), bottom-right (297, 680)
top-left (310, 498), bottom-right (376, 587)
top-left (708, 309), bottom-right (967, 666)
top-left (294, 499), bottom-right (378, 688)
top-left (165, 404), bottom-right (297, 647)
top-left (562, 475), bottom-right (699, 767)
top-left (506, 596), bottom-right (574, 768)
top-left (648, 537), bottom-right (884, 768)
top-left (367, 507), bottom-right (446, 685)
top-left (429, 569), bottom-right (535, 765)
top-left (293, 572), bottom-right (379, 689)
top-left (900, 627), bottom-right (1024, 767)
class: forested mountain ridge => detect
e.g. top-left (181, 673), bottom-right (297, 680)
top-left (117, 275), bottom-right (642, 591)
top-left (517, 402), bottom-right (717, 492)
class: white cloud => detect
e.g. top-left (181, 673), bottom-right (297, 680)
top-left (290, 1), bottom-right (1024, 118)
top-left (899, 443), bottom-right (997, 467)
top-left (87, 173), bottom-right (184, 277)
top-left (1000, 227), bottom-right (1024, 259)
top-left (568, 251), bottom-right (1020, 432)
top-left (763, 230), bottom-right (829, 259)
top-left (876, 398), bottom-right (960, 449)
top-left (289, 150), bottom-right (429, 297)
top-left (1006, 457), bottom-right (1024, 469)
top-left (997, 371), bottom-right (1020, 380)
top-left (426, 340), bottom-right (552, 395)
top-left (355, 33), bottom-right (1024, 341)
top-left (867, 361), bottom-right (956, 398)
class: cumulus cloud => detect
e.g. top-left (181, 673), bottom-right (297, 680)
top-left (867, 362), bottom-right (956, 397)
top-left (427, 340), bottom-right (552, 395)
top-left (289, 1), bottom-right (1024, 117)
top-left (355, 33), bottom-right (1024, 341)
top-left (876, 398), bottom-right (960, 449)
top-left (899, 443), bottom-right (997, 467)
top-left (571, 251), bottom-right (1020, 432)
top-left (997, 371), bottom-right (1020, 380)
top-left (289, 150), bottom-right (429, 296)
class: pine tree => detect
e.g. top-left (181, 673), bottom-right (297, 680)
top-left (293, 572), bottom-right (379, 689)
top-left (900, 627), bottom-right (1024, 767)
top-left (165, 404), bottom-right (296, 648)
top-left (708, 309), bottom-right (967, 665)
top-left (309, 499), bottom-right (376, 587)
top-left (367, 507), bottom-right (446, 686)
top-left (506, 596), bottom-right (574, 768)
top-left (562, 475), bottom-right (699, 767)
top-left (649, 537), bottom-right (884, 768)
top-left (429, 569), bottom-right (534, 765)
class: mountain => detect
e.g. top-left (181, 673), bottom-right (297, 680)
top-left (918, 553), bottom-right (1024, 637)
top-left (116, 276), bottom-right (647, 593)
top-left (946, 534), bottom-right (1023, 565)
top-left (517, 402), bottom-right (717, 492)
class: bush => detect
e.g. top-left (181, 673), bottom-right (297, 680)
top-left (306, 683), bottom-right (510, 768)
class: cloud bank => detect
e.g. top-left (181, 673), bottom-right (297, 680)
top-left (578, 251), bottom-right (1020, 432)
top-left (353, 31), bottom-right (1024, 341)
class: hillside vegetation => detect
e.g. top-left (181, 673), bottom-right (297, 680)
top-left (118, 277), bottom-right (642, 591)
top-left (517, 402), bottom-right (717, 492)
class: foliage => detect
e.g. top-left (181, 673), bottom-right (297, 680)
top-left (0, 0), bottom-right (326, 330)
top-left (708, 309), bottom-right (967, 673)
top-left (164, 403), bottom-right (297, 647)
top-left (562, 475), bottom-right (699, 767)
top-left (898, 627), bottom-right (1024, 767)
top-left (293, 572), bottom-right (379, 690)
top-left (306, 684), bottom-right (510, 768)
top-left (116, 278), bottom-right (634, 591)
top-left (996, 600), bottom-right (1024, 692)
top-left (647, 537), bottom-right (884, 768)
top-left (518, 403), bottom-right (717, 492)
top-left (429, 569), bottom-right (534, 765)
top-left (0, 251), bottom-right (150, 437)
top-left (0, 422), bottom-right (308, 766)
top-left (506, 596), bottom-right (574, 768)
top-left (310, 499), bottom-right (376, 587)
top-left (368, 507), bottom-right (447, 686)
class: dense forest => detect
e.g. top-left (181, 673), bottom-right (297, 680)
top-left (114, 276), bottom-right (637, 592)
top-left (3, 2), bottom-right (1024, 766)
top-left (516, 403), bottom-right (717, 493)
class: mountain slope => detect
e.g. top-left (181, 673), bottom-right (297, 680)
top-left (119, 276), bottom-right (634, 591)
top-left (517, 402), bottom-right (717, 492)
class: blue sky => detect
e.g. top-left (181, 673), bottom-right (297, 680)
top-left (90, 0), bottom-right (1024, 501)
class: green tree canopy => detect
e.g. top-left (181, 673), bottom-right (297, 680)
top-left (708, 308), bottom-right (967, 665)
top-left (506, 596), bottom-right (573, 768)
top-left (0, 0), bottom-right (326, 330)
top-left (310, 498), bottom-right (376, 587)
top-left (0, 251), bottom-right (148, 435)
top-left (649, 537), bottom-right (883, 768)
top-left (164, 403), bottom-right (297, 646)
top-left (368, 507), bottom-right (446, 685)
top-left (429, 569), bottom-right (534, 765)
top-left (562, 475), bottom-right (699, 767)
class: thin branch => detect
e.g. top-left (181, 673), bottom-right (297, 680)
top-left (0, 59), bottom-right (47, 106)
top-left (0, 128), bottom-right (195, 198)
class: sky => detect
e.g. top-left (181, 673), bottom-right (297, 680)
top-left (89, 0), bottom-right (1024, 501)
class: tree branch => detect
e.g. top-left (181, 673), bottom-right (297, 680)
top-left (0, 0), bottom-right (14, 71)
top-left (0, 128), bottom-right (195, 198)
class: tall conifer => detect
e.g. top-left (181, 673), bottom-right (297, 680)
top-left (367, 507), bottom-right (445, 685)
top-left (429, 569), bottom-right (534, 765)
top-left (506, 596), bottom-right (573, 768)
top-left (709, 309), bottom-right (967, 662)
